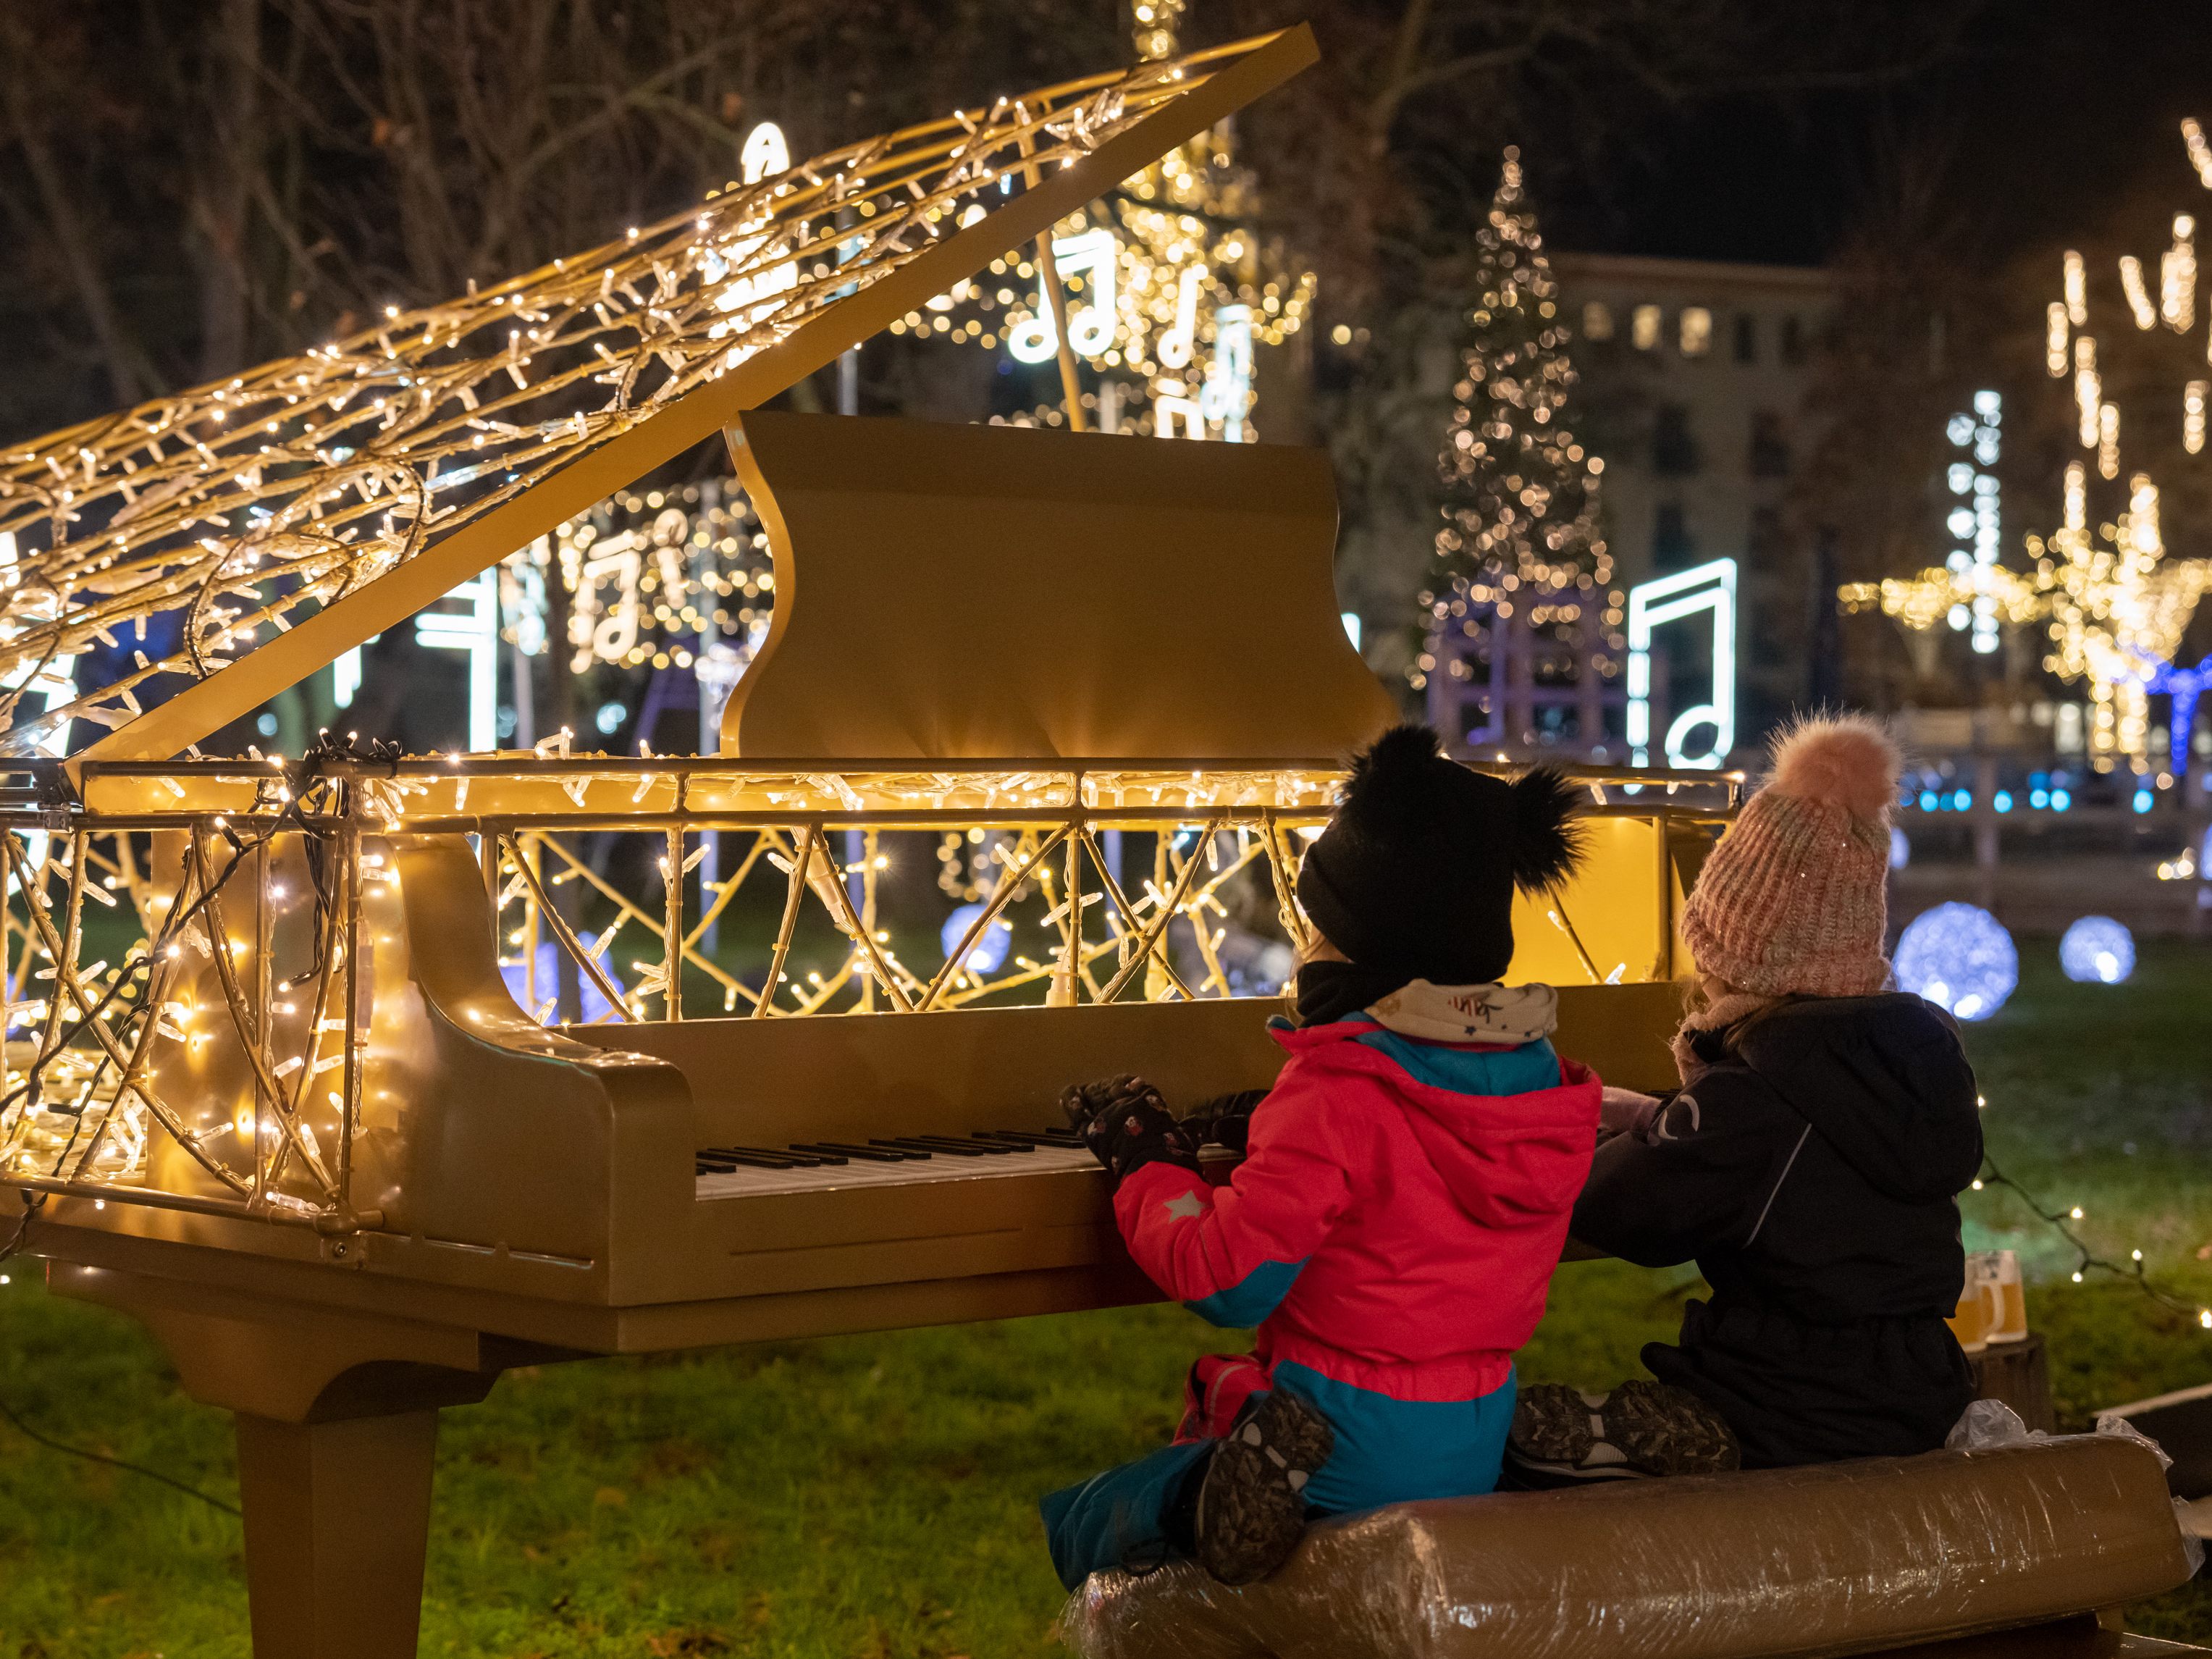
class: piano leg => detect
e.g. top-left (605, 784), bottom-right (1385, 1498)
top-left (46, 1261), bottom-right (547, 1658)
top-left (235, 1408), bottom-right (441, 1659)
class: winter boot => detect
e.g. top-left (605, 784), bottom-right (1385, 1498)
top-left (1507, 1379), bottom-right (1739, 1486)
top-left (1192, 1390), bottom-right (1334, 1585)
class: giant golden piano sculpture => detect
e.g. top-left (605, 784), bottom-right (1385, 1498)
top-left (0, 25), bottom-right (1740, 1657)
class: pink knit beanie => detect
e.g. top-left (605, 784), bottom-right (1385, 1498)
top-left (1680, 715), bottom-right (1901, 999)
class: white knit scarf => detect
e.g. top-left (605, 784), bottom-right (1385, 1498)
top-left (1364, 980), bottom-right (1560, 1046)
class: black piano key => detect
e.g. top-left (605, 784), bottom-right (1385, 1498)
top-left (975, 1129), bottom-right (1072, 1149)
top-left (967, 1131), bottom-right (1042, 1152)
top-left (915, 1134), bottom-right (1021, 1155)
top-left (788, 1142), bottom-right (896, 1162)
top-left (702, 1144), bottom-right (823, 1169)
top-left (873, 1136), bottom-right (992, 1157)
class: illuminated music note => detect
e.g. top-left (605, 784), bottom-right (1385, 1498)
top-left (1008, 230), bottom-right (1119, 363)
top-left (573, 537), bottom-right (644, 670)
top-left (1156, 265), bottom-right (1204, 369)
top-left (709, 122), bottom-right (799, 352)
top-left (1154, 392), bottom-right (1206, 440)
top-left (1626, 558), bottom-right (1737, 770)
top-left (1200, 303), bottom-right (1253, 442)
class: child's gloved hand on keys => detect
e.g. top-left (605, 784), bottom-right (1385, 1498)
top-left (1180, 1088), bottom-right (1269, 1154)
top-left (1599, 1085), bottom-right (1666, 1144)
top-left (1060, 1074), bottom-right (1201, 1186)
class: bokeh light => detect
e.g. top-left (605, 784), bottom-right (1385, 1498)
top-left (2059, 915), bottom-right (2135, 984)
top-left (1894, 902), bottom-right (2018, 1021)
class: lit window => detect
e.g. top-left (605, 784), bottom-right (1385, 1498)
top-left (1631, 304), bottom-right (1662, 350)
top-left (1581, 301), bottom-right (1615, 341)
top-left (1679, 307), bottom-right (1712, 357)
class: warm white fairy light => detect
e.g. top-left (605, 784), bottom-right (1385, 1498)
top-left (2075, 335), bottom-right (2102, 446)
top-left (2065, 250), bottom-right (2088, 325)
top-left (2047, 302), bottom-right (2070, 377)
top-left (2163, 215), bottom-right (2197, 332)
top-left (0, 43), bottom-right (1267, 753)
top-left (2186, 117), bottom-right (2212, 188)
top-left (2120, 255), bottom-right (2158, 329)
top-left (2187, 381), bottom-right (2207, 454)
top-left (2099, 401), bottom-right (2122, 479)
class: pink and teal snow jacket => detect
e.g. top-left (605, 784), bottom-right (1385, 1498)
top-left (1115, 1016), bottom-right (1602, 1406)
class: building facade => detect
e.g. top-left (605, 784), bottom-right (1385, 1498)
top-left (1549, 252), bottom-right (1837, 751)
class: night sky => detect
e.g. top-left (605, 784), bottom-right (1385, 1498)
top-left (1548, 0), bottom-right (2212, 271)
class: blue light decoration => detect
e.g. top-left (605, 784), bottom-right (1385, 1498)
top-left (941, 902), bottom-right (1014, 976)
top-left (2133, 787), bottom-right (2156, 814)
top-left (2052, 788), bottom-right (2073, 810)
top-left (2059, 915), bottom-right (2135, 985)
top-left (1889, 826), bottom-right (1911, 870)
top-left (500, 941), bottom-right (623, 1022)
top-left (2143, 653), bottom-right (2212, 773)
top-left (1893, 902), bottom-right (2018, 1022)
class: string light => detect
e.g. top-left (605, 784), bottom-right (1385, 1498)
top-left (0, 43), bottom-right (1266, 753)
top-left (1975, 1148), bottom-right (2212, 1334)
top-left (2075, 335), bottom-right (2102, 446)
top-left (2098, 401), bottom-right (2122, 479)
top-left (2120, 255), bottom-right (2158, 329)
top-left (2047, 302), bottom-right (2070, 377)
top-left (2186, 117), bottom-right (2212, 188)
top-left (2163, 215), bottom-right (2197, 331)
top-left (2064, 249), bottom-right (2088, 325)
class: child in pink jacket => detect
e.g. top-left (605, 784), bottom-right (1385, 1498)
top-left (1044, 726), bottom-right (1610, 1589)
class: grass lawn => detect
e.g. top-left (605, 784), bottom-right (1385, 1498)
top-left (1, 941), bottom-right (2211, 1656)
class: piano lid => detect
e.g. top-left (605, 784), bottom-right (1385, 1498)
top-left (0, 26), bottom-right (1319, 769)
top-left (723, 411), bottom-right (1396, 763)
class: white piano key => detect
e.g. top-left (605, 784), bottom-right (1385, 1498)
top-left (694, 1143), bottom-right (1098, 1201)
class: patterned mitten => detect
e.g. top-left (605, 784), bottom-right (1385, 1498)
top-left (1061, 1074), bottom-right (1200, 1185)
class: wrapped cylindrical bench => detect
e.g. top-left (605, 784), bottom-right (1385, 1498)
top-left (1059, 1434), bottom-right (2199, 1659)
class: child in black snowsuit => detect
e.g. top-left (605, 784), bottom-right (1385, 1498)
top-left (1524, 715), bottom-right (1984, 1475)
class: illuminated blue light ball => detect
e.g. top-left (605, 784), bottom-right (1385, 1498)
top-left (1894, 902), bottom-right (2017, 1022)
top-left (1889, 826), bottom-right (1911, 870)
top-left (941, 902), bottom-right (1013, 975)
top-left (2059, 915), bottom-right (2135, 985)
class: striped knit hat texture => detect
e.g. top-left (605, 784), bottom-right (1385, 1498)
top-left (1681, 715), bottom-right (1901, 999)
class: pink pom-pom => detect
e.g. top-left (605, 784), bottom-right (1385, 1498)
top-left (1767, 714), bottom-right (1900, 823)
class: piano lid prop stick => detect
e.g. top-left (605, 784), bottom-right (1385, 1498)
top-left (500, 833), bottom-right (631, 1020)
top-left (1014, 115), bottom-right (1089, 434)
top-left (754, 823), bottom-right (817, 1018)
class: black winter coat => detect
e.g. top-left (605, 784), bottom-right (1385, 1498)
top-left (1570, 994), bottom-right (1984, 1469)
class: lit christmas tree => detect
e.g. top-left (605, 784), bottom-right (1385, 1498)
top-left (1418, 147), bottom-right (1623, 756)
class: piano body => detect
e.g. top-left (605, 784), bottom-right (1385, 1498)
top-left (0, 28), bottom-right (1738, 1658)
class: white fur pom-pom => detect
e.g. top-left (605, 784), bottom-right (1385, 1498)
top-left (1767, 714), bottom-right (1900, 823)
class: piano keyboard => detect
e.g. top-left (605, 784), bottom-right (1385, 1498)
top-left (694, 1128), bottom-right (1096, 1200)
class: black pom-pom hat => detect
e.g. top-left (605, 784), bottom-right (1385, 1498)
top-left (1295, 724), bottom-right (1587, 986)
